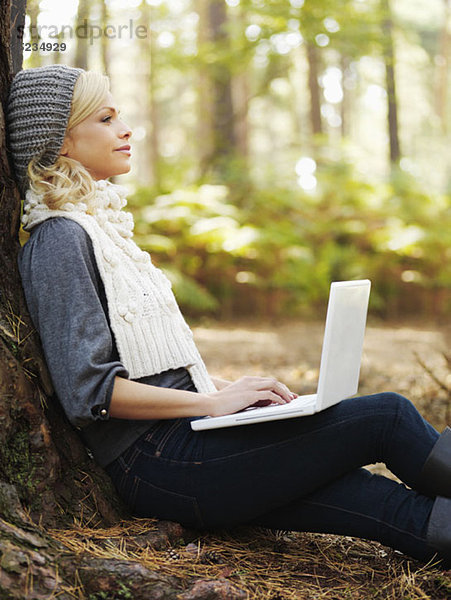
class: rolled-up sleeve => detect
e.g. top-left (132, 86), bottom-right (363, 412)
top-left (18, 217), bottom-right (128, 427)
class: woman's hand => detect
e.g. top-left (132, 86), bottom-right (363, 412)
top-left (205, 376), bottom-right (297, 417)
top-left (110, 374), bottom-right (296, 421)
top-left (211, 376), bottom-right (233, 391)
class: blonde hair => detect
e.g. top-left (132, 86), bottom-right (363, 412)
top-left (27, 71), bottom-right (110, 210)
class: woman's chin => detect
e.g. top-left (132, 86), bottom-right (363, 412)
top-left (98, 165), bottom-right (132, 179)
top-left (117, 162), bottom-right (132, 176)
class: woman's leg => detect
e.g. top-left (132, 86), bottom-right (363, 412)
top-left (252, 467), bottom-right (436, 563)
top-left (107, 392), bottom-right (439, 534)
top-left (192, 392), bottom-right (439, 503)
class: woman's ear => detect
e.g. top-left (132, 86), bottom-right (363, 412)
top-left (60, 137), bottom-right (71, 157)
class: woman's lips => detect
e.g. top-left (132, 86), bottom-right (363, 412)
top-left (115, 145), bottom-right (131, 155)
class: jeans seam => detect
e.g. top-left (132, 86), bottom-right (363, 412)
top-left (119, 445), bottom-right (141, 473)
top-left (302, 499), bottom-right (427, 543)
top-left (155, 419), bottom-right (183, 456)
top-left (111, 459), bottom-right (128, 494)
top-left (142, 419), bottom-right (184, 457)
top-left (380, 397), bottom-right (402, 466)
top-left (196, 409), bottom-right (402, 464)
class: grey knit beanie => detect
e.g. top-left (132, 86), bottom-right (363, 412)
top-left (6, 64), bottom-right (83, 196)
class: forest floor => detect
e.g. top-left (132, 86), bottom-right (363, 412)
top-left (54, 317), bottom-right (451, 600)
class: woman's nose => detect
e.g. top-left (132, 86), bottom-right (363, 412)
top-left (119, 121), bottom-right (132, 139)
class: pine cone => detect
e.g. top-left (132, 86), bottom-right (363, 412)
top-left (165, 548), bottom-right (181, 561)
top-left (200, 550), bottom-right (223, 564)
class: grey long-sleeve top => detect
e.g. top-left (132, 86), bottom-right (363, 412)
top-left (18, 217), bottom-right (195, 467)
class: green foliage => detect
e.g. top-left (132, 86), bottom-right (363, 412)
top-left (88, 583), bottom-right (132, 600)
top-left (129, 165), bottom-right (450, 318)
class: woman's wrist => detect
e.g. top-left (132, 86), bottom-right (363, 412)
top-left (211, 376), bottom-right (232, 391)
top-left (197, 392), bottom-right (217, 417)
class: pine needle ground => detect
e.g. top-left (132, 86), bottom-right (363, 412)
top-left (51, 519), bottom-right (451, 600)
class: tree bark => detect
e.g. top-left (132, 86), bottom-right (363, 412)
top-left (10, 0), bottom-right (26, 73)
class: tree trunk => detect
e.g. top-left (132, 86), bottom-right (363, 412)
top-left (306, 41), bottom-right (322, 136)
top-left (9, 0), bottom-right (25, 74)
top-left (206, 0), bottom-right (237, 180)
top-left (381, 0), bottom-right (401, 165)
top-left (230, 6), bottom-right (249, 165)
top-left (290, 45), bottom-right (307, 149)
top-left (99, 0), bottom-right (110, 76)
top-left (25, 0), bottom-right (40, 67)
top-left (195, 0), bottom-right (214, 178)
top-left (435, 0), bottom-right (450, 134)
top-left (194, 0), bottom-right (213, 179)
top-left (140, 0), bottom-right (161, 189)
top-left (232, 70), bottom-right (249, 163)
top-left (340, 54), bottom-right (350, 138)
top-left (74, 0), bottom-right (90, 70)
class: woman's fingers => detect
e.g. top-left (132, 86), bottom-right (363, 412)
top-left (276, 381), bottom-right (297, 401)
top-left (243, 376), bottom-right (296, 402)
top-left (254, 390), bottom-right (290, 405)
top-left (209, 375), bottom-right (298, 417)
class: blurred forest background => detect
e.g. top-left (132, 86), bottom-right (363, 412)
top-left (22, 0), bottom-right (451, 320)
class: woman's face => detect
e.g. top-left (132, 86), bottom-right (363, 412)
top-left (61, 92), bottom-right (132, 180)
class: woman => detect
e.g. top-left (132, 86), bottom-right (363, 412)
top-left (6, 65), bottom-right (451, 566)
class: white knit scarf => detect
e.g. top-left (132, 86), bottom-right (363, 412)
top-left (22, 180), bottom-right (216, 394)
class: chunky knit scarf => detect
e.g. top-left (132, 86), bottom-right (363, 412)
top-left (22, 180), bottom-right (216, 394)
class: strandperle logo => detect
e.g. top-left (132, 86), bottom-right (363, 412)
top-left (17, 19), bottom-right (149, 45)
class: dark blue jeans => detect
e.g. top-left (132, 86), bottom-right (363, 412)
top-left (106, 390), bottom-right (440, 562)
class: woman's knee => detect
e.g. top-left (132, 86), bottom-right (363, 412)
top-left (369, 392), bottom-right (434, 447)
top-left (345, 392), bottom-right (420, 438)
top-left (372, 391), bottom-right (416, 415)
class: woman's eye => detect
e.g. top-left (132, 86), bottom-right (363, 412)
top-left (102, 115), bottom-right (112, 123)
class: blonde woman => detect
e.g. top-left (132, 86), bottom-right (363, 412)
top-left (6, 65), bottom-right (451, 566)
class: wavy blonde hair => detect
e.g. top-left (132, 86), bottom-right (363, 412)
top-left (27, 70), bottom-right (110, 211)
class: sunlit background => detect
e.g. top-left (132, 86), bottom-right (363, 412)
top-left (21, 0), bottom-right (451, 318)
top-left (23, 0), bottom-right (450, 190)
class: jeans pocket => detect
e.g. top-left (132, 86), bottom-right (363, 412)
top-left (129, 475), bottom-right (204, 528)
top-left (144, 419), bottom-right (184, 458)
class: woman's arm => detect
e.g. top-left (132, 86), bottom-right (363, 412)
top-left (109, 375), bottom-right (297, 420)
top-left (19, 219), bottom-right (128, 426)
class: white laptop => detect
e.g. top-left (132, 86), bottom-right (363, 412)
top-left (191, 279), bottom-right (371, 431)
